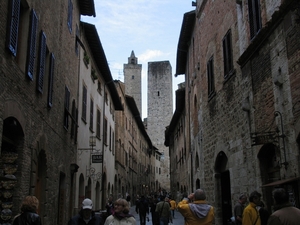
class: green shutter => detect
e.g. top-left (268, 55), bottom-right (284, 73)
top-left (47, 53), bottom-right (55, 108)
top-left (26, 9), bottom-right (38, 80)
top-left (37, 31), bottom-right (47, 93)
top-left (6, 0), bottom-right (20, 56)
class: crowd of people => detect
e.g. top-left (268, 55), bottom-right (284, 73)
top-left (12, 188), bottom-right (300, 225)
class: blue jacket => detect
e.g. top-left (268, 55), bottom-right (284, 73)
top-left (68, 211), bottom-right (103, 225)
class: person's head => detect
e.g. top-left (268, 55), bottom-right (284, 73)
top-left (249, 191), bottom-right (261, 205)
top-left (114, 198), bottom-right (129, 214)
top-left (272, 188), bottom-right (289, 205)
top-left (108, 194), bottom-right (113, 203)
top-left (194, 189), bottom-right (206, 201)
top-left (239, 194), bottom-right (247, 204)
top-left (81, 198), bottom-right (93, 219)
top-left (21, 196), bottom-right (39, 213)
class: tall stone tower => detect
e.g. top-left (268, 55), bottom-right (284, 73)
top-left (123, 51), bottom-right (142, 116)
top-left (147, 61), bottom-right (173, 190)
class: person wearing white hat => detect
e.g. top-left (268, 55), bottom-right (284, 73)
top-left (68, 198), bottom-right (104, 225)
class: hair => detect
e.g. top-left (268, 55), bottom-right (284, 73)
top-left (114, 198), bottom-right (129, 214)
top-left (249, 191), bottom-right (261, 202)
top-left (21, 196), bottom-right (39, 213)
top-left (194, 189), bottom-right (206, 200)
top-left (239, 194), bottom-right (247, 200)
top-left (272, 188), bottom-right (289, 205)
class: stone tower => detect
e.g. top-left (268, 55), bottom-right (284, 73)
top-left (124, 51), bottom-right (142, 116)
top-left (147, 61), bottom-right (173, 190)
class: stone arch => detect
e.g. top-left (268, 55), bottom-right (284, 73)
top-left (1, 116), bottom-right (24, 216)
top-left (214, 151), bottom-right (232, 225)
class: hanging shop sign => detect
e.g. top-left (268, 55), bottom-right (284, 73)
top-left (251, 132), bottom-right (277, 146)
top-left (92, 154), bottom-right (103, 163)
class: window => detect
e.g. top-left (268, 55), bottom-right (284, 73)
top-left (64, 86), bottom-right (70, 129)
top-left (109, 126), bottom-right (112, 151)
top-left (132, 75), bottom-right (134, 79)
top-left (96, 109), bottom-right (101, 138)
top-left (6, 0), bottom-right (21, 57)
top-left (26, 9), bottom-right (38, 80)
top-left (71, 100), bottom-right (78, 141)
top-left (223, 30), bottom-right (233, 79)
top-left (112, 131), bottom-right (115, 155)
top-left (248, 0), bottom-right (262, 39)
top-left (47, 53), bottom-right (55, 108)
top-left (37, 31), bottom-right (47, 93)
top-left (104, 118), bottom-right (108, 145)
top-left (207, 56), bottom-right (215, 98)
top-left (97, 80), bottom-right (102, 94)
top-left (67, 0), bottom-right (73, 33)
top-left (82, 85), bottom-right (87, 121)
top-left (89, 98), bottom-right (94, 131)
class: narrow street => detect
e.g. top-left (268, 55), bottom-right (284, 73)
top-left (129, 205), bottom-right (184, 225)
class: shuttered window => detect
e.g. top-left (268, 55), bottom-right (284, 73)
top-left (207, 56), bottom-right (215, 99)
top-left (96, 109), bottom-right (101, 139)
top-left (6, 0), bottom-right (20, 56)
top-left (89, 98), bottom-right (94, 131)
top-left (222, 30), bottom-right (233, 79)
top-left (82, 85), bottom-right (87, 121)
top-left (37, 31), bottom-right (47, 93)
top-left (64, 86), bottom-right (70, 129)
top-left (248, 0), bottom-right (262, 39)
top-left (47, 53), bottom-right (55, 108)
top-left (26, 9), bottom-right (38, 80)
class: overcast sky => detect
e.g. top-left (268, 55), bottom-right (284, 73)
top-left (82, 1), bottom-right (194, 119)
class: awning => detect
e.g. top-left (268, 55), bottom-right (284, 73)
top-left (261, 177), bottom-right (300, 187)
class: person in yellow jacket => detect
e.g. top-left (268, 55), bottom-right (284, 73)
top-left (169, 198), bottom-right (177, 219)
top-left (177, 189), bottom-right (214, 225)
top-left (242, 191), bottom-right (262, 225)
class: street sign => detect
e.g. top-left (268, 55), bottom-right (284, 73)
top-left (92, 154), bottom-right (103, 163)
top-left (251, 132), bottom-right (277, 146)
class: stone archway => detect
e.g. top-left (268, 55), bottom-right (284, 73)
top-left (215, 151), bottom-right (232, 225)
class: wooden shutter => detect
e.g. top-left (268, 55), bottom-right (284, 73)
top-left (82, 86), bottom-right (87, 120)
top-left (26, 9), bottom-right (38, 80)
top-left (64, 86), bottom-right (70, 129)
top-left (6, 0), bottom-right (20, 56)
top-left (37, 31), bottom-right (47, 93)
top-left (47, 53), bottom-right (55, 108)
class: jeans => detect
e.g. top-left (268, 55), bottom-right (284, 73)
top-left (159, 217), bottom-right (169, 225)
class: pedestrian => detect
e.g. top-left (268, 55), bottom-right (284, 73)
top-left (242, 191), bottom-right (262, 225)
top-left (257, 201), bottom-right (269, 225)
top-left (177, 189), bottom-right (214, 225)
top-left (136, 195), bottom-right (149, 225)
top-left (234, 193), bottom-right (247, 225)
top-left (169, 198), bottom-right (177, 219)
top-left (105, 195), bottom-right (115, 219)
top-left (155, 196), bottom-right (172, 225)
top-left (149, 195), bottom-right (159, 225)
top-left (104, 198), bottom-right (136, 225)
top-left (13, 196), bottom-right (42, 225)
top-left (267, 188), bottom-right (300, 225)
top-left (68, 198), bottom-right (103, 225)
top-left (126, 194), bottom-right (131, 207)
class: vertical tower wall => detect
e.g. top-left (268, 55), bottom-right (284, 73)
top-left (124, 51), bottom-right (142, 116)
top-left (147, 61), bottom-right (173, 190)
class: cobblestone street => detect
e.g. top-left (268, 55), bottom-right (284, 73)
top-left (129, 205), bottom-right (184, 225)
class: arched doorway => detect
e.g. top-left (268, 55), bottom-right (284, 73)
top-left (1, 117), bottom-right (24, 216)
top-left (215, 151), bottom-right (232, 225)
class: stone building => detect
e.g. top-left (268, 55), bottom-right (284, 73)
top-left (114, 80), bottom-right (156, 201)
top-left (166, 0), bottom-right (300, 224)
top-left (148, 61), bottom-right (173, 191)
top-left (124, 51), bottom-right (142, 116)
top-left (0, 0), bottom-right (95, 224)
top-left (75, 22), bottom-right (123, 211)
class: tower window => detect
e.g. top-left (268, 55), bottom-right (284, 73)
top-left (158, 91), bottom-right (160, 96)
top-left (132, 75), bottom-right (134, 79)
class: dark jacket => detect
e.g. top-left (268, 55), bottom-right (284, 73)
top-left (13, 211), bottom-right (42, 225)
top-left (68, 211), bottom-right (103, 225)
